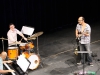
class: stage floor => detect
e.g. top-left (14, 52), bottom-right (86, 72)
top-left (1, 22), bottom-right (100, 75)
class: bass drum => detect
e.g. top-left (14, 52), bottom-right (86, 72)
top-left (22, 52), bottom-right (40, 70)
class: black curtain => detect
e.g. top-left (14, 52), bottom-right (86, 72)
top-left (0, 0), bottom-right (100, 47)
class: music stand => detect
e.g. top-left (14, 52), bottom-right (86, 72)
top-left (77, 51), bottom-right (92, 75)
top-left (21, 26), bottom-right (35, 52)
top-left (21, 26), bottom-right (35, 36)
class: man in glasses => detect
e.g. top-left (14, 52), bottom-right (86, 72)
top-left (75, 16), bottom-right (93, 66)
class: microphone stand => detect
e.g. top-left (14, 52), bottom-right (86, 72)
top-left (75, 37), bottom-right (81, 62)
top-left (77, 51), bottom-right (92, 75)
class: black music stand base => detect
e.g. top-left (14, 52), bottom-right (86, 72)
top-left (82, 53), bottom-right (85, 75)
top-left (75, 54), bottom-right (86, 75)
top-left (76, 51), bottom-right (92, 75)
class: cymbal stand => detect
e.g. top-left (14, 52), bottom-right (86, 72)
top-left (36, 36), bottom-right (43, 68)
top-left (37, 37), bottom-right (39, 55)
top-left (2, 38), bottom-right (4, 51)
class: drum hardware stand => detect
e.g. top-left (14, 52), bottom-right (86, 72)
top-left (2, 39), bottom-right (5, 51)
top-left (28, 39), bottom-right (34, 53)
top-left (0, 37), bottom-right (9, 60)
top-left (1, 39), bottom-right (9, 60)
top-left (1, 37), bottom-right (5, 51)
top-left (36, 36), bottom-right (43, 68)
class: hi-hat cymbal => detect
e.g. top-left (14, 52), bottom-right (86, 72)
top-left (28, 31), bottom-right (43, 39)
top-left (0, 37), bottom-right (8, 40)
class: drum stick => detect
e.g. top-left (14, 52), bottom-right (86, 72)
top-left (20, 38), bottom-right (23, 42)
top-left (20, 37), bottom-right (28, 42)
top-left (26, 40), bottom-right (28, 43)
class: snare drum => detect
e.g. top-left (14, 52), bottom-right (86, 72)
top-left (22, 51), bottom-right (30, 58)
top-left (22, 52), bottom-right (40, 70)
top-left (8, 47), bottom-right (18, 60)
top-left (25, 42), bottom-right (34, 50)
top-left (19, 43), bottom-right (27, 50)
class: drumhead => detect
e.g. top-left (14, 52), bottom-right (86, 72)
top-left (28, 54), bottom-right (40, 70)
top-left (19, 43), bottom-right (27, 46)
top-left (8, 47), bottom-right (18, 49)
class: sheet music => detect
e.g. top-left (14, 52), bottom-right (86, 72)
top-left (17, 55), bottom-right (30, 72)
top-left (21, 26), bottom-right (34, 35)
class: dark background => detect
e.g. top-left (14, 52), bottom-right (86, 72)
top-left (0, 0), bottom-right (100, 48)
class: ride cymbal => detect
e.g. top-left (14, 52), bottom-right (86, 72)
top-left (27, 38), bottom-right (36, 40)
top-left (28, 31), bottom-right (43, 39)
top-left (0, 37), bottom-right (8, 40)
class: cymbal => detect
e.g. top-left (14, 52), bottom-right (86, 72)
top-left (27, 38), bottom-right (36, 40)
top-left (28, 31), bottom-right (43, 39)
top-left (10, 41), bottom-right (22, 45)
top-left (0, 37), bottom-right (8, 40)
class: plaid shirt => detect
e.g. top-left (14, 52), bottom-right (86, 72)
top-left (76, 23), bottom-right (91, 44)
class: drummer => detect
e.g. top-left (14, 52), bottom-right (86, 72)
top-left (7, 23), bottom-right (27, 46)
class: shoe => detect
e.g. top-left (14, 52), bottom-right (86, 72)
top-left (77, 62), bottom-right (82, 65)
top-left (89, 63), bottom-right (93, 66)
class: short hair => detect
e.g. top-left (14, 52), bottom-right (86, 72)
top-left (9, 23), bottom-right (15, 27)
top-left (82, 16), bottom-right (85, 21)
top-left (79, 16), bottom-right (85, 21)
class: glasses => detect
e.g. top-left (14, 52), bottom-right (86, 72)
top-left (78, 20), bottom-right (83, 21)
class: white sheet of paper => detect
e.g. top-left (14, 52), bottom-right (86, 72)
top-left (17, 55), bottom-right (30, 72)
top-left (21, 26), bottom-right (34, 35)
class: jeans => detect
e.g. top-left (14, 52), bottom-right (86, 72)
top-left (79, 43), bottom-right (92, 63)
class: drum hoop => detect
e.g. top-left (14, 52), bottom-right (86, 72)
top-left (27, 42), bottom-right (33, 44)
top-left (8, 47), bottom-right (18, 49)
top-left (20, 43), bottom-right (27, 46)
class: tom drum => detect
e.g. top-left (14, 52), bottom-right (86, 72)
top-left (19, 43), bottom-right (27, 50)
top-left (8, 47), bottom-right (18, 60)
top-left (25, 42), bottom-right (34, 50)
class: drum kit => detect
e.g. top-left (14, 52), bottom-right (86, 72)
top-left (0, 31), bottom-right (43, 70)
